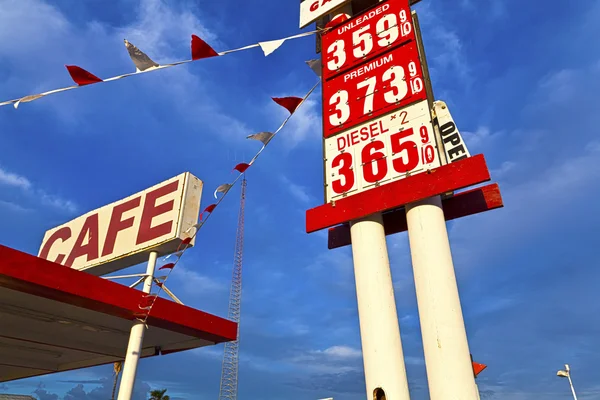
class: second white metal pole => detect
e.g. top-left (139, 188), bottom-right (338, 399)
top-left (350, 213), bottom-right (411, 400)
top-left (568, 375), bottom-right (578, 400)
top-left (405, 196), bottom-right (479, 399)
top-left (117, 251), bottom-right (158, 400)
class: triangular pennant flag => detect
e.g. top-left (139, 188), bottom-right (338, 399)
top-left (306, 59), bottom-right (322, 77)
top-left (258, 39), bottom-right (286, 56)
top-left (247, 131), bottom-right (275, 145)
top-left (124, 39), bottom-right (159, 72)
top-left (272, 97), bottom-right (303, 114)
top-left (204, 204), bottom-right (217, 213)
top-left (14, 94), bottom-right (45, 109)
top-left (191, 35), bottom-right (219, 60)
top-left (472, 361), bottom-right (487, 377)
top-left (325, 13), bottom-right (350, 29)
top-left (65, 65), bottom-right (103, 86)
top-left (214, 183), bottom-right (233, 199)
top-left (176, 236), bottom-right (193, 252)
top-left (159, 263), bottom-right (176, 271)
top-left (234, 163), bottom-right (250, 173)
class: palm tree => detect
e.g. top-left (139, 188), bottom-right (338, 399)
top-left (149, 389), bottom-right (170, 400)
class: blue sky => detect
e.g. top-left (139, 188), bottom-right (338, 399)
top-left (1, 0), bottom-right (600, 399)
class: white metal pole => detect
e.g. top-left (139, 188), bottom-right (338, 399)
top-left (329, 2), bottom-right (410, 398)
top-left (405, 196), bottom-right (479, 400)
top-left (567, 374), bottom-right (578, 400)
top-left (350, 213), bottom-right (411, 400)
top-left (117, 251), bottom-right (158, 400)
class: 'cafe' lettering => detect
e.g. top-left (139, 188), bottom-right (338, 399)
top-left (39, 180), bottom-right (179, 267)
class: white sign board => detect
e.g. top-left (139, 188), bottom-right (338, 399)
top-left (324, 100), bottom-right (441, 203)
top-left (38, 172), bottom-right (203, 276)
top-left (300, 0), bottom-right (351, 28)
top-left (433, 100), bottom-right (471, 164)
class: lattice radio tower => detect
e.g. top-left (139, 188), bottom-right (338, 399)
top-left (218, 176), bottom-right (246, 400)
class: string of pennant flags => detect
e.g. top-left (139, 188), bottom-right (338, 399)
top-left (0, 25), bottom-right (325, 323)
top-left (134, 83), bottom-right (320, 325)
top-left (0, 29), bottom-right (322, 109)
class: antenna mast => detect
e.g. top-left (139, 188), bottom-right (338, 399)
top-left (218, 176), bottom-right (247, 400)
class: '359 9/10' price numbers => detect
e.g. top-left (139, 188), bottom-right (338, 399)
top-left (324, 100), bottom-right (440, 203)
top-left (322, 0), bottom-right (415, 79)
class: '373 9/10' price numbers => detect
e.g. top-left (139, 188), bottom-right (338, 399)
top-left (323, 43), bottom-right (427, 138)
top-left (324, 100), bottom-right (440, 202)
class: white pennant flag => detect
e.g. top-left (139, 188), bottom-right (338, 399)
top-left (247, 131), bottom-right (275, 146)
top-left (259, 39), bottom-right (286, 56)
top-left (124, 39), bottom-right (159, 72)
top-left (214, 183), bottom-right (233, 199)
top-left (306, 59), bottom-right (321, 77)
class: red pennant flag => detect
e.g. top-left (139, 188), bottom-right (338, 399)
top-left (191, 35), bottom-right (219, 60)
top-left (176, 236), bottom-right (193, 252)
top-left (473, 361), bottom-right (487, 377)
top-left (325, 13), bottom-right (350, 29)
top-left (159, 262), bottom-right (176, 271)
top-left (65, 65), bottom-right (103, 86)
top-left (234, 163), bottom-right (250, 173)
top-left (204, 204), bottom-right (217, 213)
top-left (272, 97), bottom-right (303, 114)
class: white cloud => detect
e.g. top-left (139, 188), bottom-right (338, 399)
top-left (170, 264), bottom-right (227, 296)
top-left (280, 175), bottom-right (312, 204)
top-left (0, 0), bottom-right (253, 142)
top-left (0, 166), bottom-right (31, 189)
top-left (288, 345), bottom-right (363, 374)
top-left (276, 97), bottom-right (322, 148)
top-left (449, 140), bottom-right (600, 271)
top-left (491, 161), bottom-right (517, 179)
top-left (0, 165), bottom-right (77, 213)
top-left (0, 200), bottom-right (31, 213)
top-left (39, 190), bottom-right (78, 214)
top-left (321, 345), bottom-right (361, 359)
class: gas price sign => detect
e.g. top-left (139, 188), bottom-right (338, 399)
top-left (324, 100), bottom-right (441, 202)
top-left (321, 0), bottom-right (415, 81)
top-left (323, 42), bottom-right (426, 138)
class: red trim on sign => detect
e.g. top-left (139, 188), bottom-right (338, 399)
top-left (328, 183), bottom-right (504, 249)
top-left (65, 65), bottom-right (103, 86)
top-left (191, 35), bottom-right (219, 60)
top-left (272, 97), bottom-right (303, 114)
top-left (0, 245), bottom-right (237, 343)
top-left (306, 155), bottom-right (491, 233)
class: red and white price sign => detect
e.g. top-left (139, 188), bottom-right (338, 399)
top-left (324, 100), bottom-right (440, 203)
top-left (321, 0), bottom-right (415, 80)
top-left (323, 42), bottom-right (427, 138)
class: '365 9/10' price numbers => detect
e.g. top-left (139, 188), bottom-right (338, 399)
top-left (324, 100), bottom-right (440, 203)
